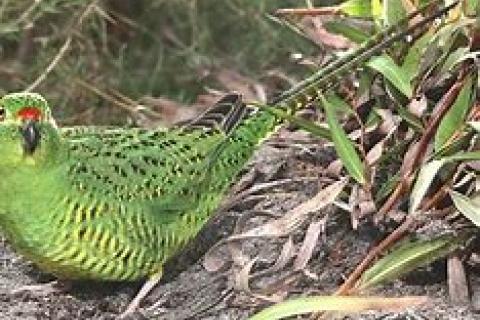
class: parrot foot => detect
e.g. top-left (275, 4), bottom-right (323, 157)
top-left (118, 271), bottom-right (163, 319)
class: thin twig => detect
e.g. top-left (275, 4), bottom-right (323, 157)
top-left (25, 1), bottom-right (97, 92)
top-left (74, 78), bottom-right (134, 113)
top-left (15, 0), bottom-right (43, 26)
top-left (25, 37), bottom-right (72, 92)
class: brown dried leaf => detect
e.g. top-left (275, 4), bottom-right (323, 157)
top-left (302, 17), bottom-right (354, 49)
top-left (366, 138), bottom-right (386, 166)
top-left (226, 179), bottom-right (347, 240)
top-left (400, 140), bottom-right (420, 177)
top-left (235, 258), bottom-right (257, 294)
top-left (376, 109), bottom-right (399, 135)
top-left (271, 237), bottom-right (296, 273)
top-left (293, 221), bottom-right (323, 271)
top-left (203, 211), bottom-right (272, 272)
top-left (253, 272), bottom-right (300, 303)
top-left (248, 237), bottom-right (296, 283)
top-left (366, 114), bottom-right (397, 166)
top-left (139, 96), bottom-right (201, 126)
top-left (229, 239), bottom-right (250, 268)
top-left (214, 69), bottom-right (265, 102)
top-left (327, 159), bottom-right (344, 177)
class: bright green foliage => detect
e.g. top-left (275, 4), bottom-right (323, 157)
top-left (322, 94), bottom-right (366, 185)
top-left (358, 234), bottom-right (467, 290)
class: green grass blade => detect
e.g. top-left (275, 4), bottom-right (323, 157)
top-left (444, 151), bottom-right (480, 162)
top-left (321, 95), bottom-right (366, 184)
top-left (402, 33), bottom-right (433, 81)
top-left (367, 54), bottom-right (413, 98)
top-left (434, 75), bottom-right (474, 151)
top-left (441, 47), bottom-right (471, 73)
top-left (384, 0), bottom-right (407, 26)
top-left (324, 20), bottom-right (369, 43)
top-left (248, 295), bottom-right (428, 320)
top-left (358, 235), bottom-right (466, 290)
top-left (409, 159), bottom-right (445, 214)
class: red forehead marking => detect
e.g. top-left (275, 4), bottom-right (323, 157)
top-left (17, 107), bottom-right (42, 121)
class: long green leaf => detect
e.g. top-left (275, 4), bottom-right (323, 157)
top-left (324, 20), bottom-right (369, 43)
top-left (248, 295), bottom-right (428, 320)
top-left (444, 151), bottom-right (480, 162)
top-left (409, 151), bottom-right (480, 214)
top-left (402, 33), bottom-right (433, 81)
top-left (450, 191), bottom-right (480, 227)
top-left (409, 159), bottom-right (445, 214)
top-left (440, 47), bottom-right (471, 74)
top-left (384, 0), bottom-right (406, 26)
top-left (367, 54), bottom-right (413, 98)
top-left (435, 75), bottom-right (474, 151)
top-left (358, 235), bottom-right (466, 290)
top-left (321, 95), bottom-right (366, 184)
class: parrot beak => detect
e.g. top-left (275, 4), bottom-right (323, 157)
top-left (20, 120), bottom-right (41, 155)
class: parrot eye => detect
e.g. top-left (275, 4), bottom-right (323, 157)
top-left (0, 107), bottom-right (5, 121)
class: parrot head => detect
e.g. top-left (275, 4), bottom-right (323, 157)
top-left (0, 92), bottom-right (61, 168)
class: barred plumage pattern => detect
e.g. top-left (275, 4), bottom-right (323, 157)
top-left (1, 95), bottom-right (280, 282)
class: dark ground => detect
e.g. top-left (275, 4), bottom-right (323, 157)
top-left (0, 129), bottom-right (479, 320)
